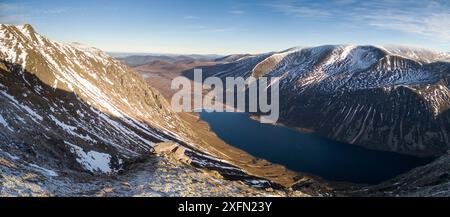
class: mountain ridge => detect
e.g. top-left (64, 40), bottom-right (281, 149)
top-left (1, 24), bottom-right (449, 196)
top-left (1, 24), bottom-right (332, 196)
top-left (190, 44), bottom-right (450, 157)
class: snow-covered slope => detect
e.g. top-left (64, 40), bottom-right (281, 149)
top-left (199, 45), bottom-right (450, 157)
top-left (1, 24), bottom-right (320, 196)
top-left (1, 24), bottom-right (447, 196)
top-left (0, 24), bottom-right (190, 171)
top-left (380, 45), bottom-right (450, 63)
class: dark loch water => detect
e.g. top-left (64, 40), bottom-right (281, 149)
top-left (199, 111), bottom-right (434, 184)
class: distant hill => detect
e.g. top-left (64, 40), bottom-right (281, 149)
top-left (115, 53), bottom-right (222, 67)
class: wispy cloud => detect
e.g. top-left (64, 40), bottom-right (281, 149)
top-left (356, 1), bottom-right (450, 41)
top-left (268, 2), bottom-right (332, 18)
top-left (229, 10), bottom-right (245, 15)
top-left (0, 3), bottom-right (28, 24)
top-left (0, 2), bottom-right (21, 11)
top-left (0, 2), bottom-right (70, 24)
top-left (184, 15), bottom-right (200, 20)
top-left (182, 12), bottom-right (237, 33)
top-left (267, 0), bottom-right (450, 40)
top-left (205, 27), bottom-right (236, 33)
top-left (40, 8), bottom-right (68, 15)
top-left (180, 24), bottom-right (236, 33)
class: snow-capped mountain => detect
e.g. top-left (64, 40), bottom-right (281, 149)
top-left (1, 24), bottom-right (448, 196)
top-left (1, 24), bottom-right (317, 196)
top-left (195, 45), bottom-right (450, 157)
top-left (0, 24), bottom-right (191, 172)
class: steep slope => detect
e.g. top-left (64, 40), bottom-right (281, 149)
top-left (376, 153), bottom-right (450, 196)
top-left (0, 24), bottom-right (331, 196)
top-left (214, 54), bottom-right (254, 63)
top-left (0, 24), bottom-right (193, 167)
top-left (251, 47), bottom-right (301, 78)
top-left (344, 151), bottom-right (450, 197)
top-left (195, 45), bottom-right (450, 157)
top-left (0, 25), bottom-right (448, 196)
top-left (190, 45), bottom-right (450, 196)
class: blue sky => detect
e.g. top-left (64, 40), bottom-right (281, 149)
top-left (1, 0), bottom-right (449, 54)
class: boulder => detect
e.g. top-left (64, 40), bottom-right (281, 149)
top-left (152, 142), bottom-right (192, 164)
top-left (153, 142), bottom-right (178, 154)
top-left (173, 146), bottom-right (192, 164)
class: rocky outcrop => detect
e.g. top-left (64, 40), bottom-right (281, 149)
top-left (2, 24), bottom-right (447, 197)
top-left (0, 24), bottom-right (328, 196)
top-left (152, 142), bottom-right (192, 164)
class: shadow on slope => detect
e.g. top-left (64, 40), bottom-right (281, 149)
top-left (0, 60), bottom-right (289, 190)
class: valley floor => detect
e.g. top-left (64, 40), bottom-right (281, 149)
top-left (133, 62), bottom-right (322, 187)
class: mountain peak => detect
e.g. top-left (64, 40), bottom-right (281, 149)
top-left (21, 24), bottom-right (35, 32)
top-left (0, 23), bottom-right (35, 32)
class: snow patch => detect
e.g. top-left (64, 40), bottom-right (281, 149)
top-left (5, 152), bottom-right (20, 160)
top-left (0, 90), bottom-right (43, 122)
top-left (29, 163), bottom-right (58, 177)
top-left (49, 115), bottom-right (77, 131)
top-left (0, 114), bottom-right (13, 131)
top-left (65, 141), bottom-right (113, 174)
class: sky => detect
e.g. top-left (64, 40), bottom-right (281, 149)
top-left (0, 0), bottom-right (449, 54)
